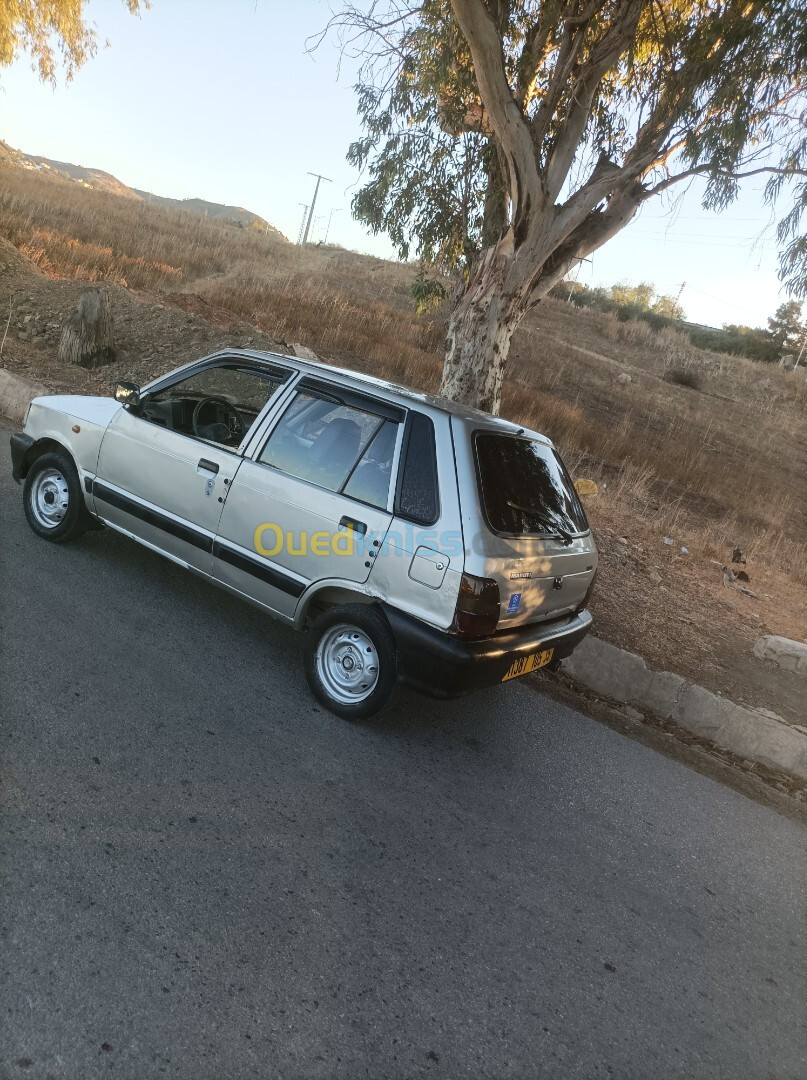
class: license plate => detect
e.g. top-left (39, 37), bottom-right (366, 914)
top-left (501, 647), bottom-right (555, 682)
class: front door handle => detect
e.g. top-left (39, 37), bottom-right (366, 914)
top-left (339, 515), bottom-right (367, 537)
top-left (197, 458), bottom-right (219, 475)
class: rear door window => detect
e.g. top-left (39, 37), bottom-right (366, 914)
top-left (343, 420), bottom-right (399, 509)
top-left (475, 431), bottom-right (589, 537)
top-left (258, 389), bottom-right (399, 500)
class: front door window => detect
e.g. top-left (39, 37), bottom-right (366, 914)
top-left (141, 363), bottom-right (289, 448)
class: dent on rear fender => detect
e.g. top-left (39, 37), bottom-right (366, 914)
top-left (293, 580), bottom-right (382, 628)
top-left (293, 553), bottom-right (457, 630)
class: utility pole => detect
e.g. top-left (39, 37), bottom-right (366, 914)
top-left (794, 336), bottom-right (806, 372)
top-left (301, 172), bottom-right (331, 245)
top-left (675, 281), bottom-right (686, 305)
top-left (566, 257), bottom-right (592, 303)
top-left (296, 204), bottom-right (309, 246)
top-left (323, 207), bottom-right (342, 245)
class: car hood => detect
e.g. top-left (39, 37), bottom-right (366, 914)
top-left (31, 394), bottom-right (122, 426)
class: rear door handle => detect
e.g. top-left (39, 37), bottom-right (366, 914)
top-left (339, 515), bottom-right (367, 537)
top-left (197, 458), bottom-right (219, 475)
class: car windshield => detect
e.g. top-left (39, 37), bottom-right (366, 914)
top-left (474, 431), bottom-right (589, 537)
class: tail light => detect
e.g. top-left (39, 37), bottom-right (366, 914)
top-left (452, 573), bottom-right (500, 638)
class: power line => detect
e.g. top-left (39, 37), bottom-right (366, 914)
top-left (680, 283), bottom-right (762, 316)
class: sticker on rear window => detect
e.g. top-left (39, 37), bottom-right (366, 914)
top-left (507, 593), bottom-right (522, 613)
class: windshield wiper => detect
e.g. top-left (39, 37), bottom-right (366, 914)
top-left (505, 501), bottom-right (574, 545)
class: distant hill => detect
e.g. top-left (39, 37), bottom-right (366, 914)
top-left (130, 189), bottom-right (276, 231)
top-left (0, 139), bottom-right (286, 238)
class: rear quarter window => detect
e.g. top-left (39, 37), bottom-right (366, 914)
top-left (395, 412), bottom-right (439, 525)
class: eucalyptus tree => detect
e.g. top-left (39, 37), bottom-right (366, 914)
top-left (330, 0), bottom-right (807, 412)
top-left (1, 0), bottom-right (145, 84)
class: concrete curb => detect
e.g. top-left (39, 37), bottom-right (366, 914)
top-left (562, 636), bottom-right (807, 781)
top-left (0, 369), bottom-right (49, 423)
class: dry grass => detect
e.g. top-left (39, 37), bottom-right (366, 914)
top-left (2, 161), bottom-right (806, 586)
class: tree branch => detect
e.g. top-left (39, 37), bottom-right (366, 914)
top-left (529, 181), bottom-right (645, 303)
top-left (542, 0), bottom-right (643, 206)
top-left (514, 11), bottom-right (555, 109)
top-left (648, 162), bottom-right (807, 197)
top-left (450, 0), bottom-right (541, 221)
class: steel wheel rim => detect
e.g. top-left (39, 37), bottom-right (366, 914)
top-left (30, 468), bottom-right (70, 528)
top-left (316, 623), bottom-right (380, 705)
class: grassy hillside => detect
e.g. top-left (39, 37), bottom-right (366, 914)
top-left (1, 159), bottom-right (805, 588)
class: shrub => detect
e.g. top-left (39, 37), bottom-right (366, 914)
top-left (410, 269), bottom-right (448, 315)
top-left (664, 367), bottom-right (702, 390)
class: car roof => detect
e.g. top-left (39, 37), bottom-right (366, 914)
top-left (218, 348), bottom-right (551, 444)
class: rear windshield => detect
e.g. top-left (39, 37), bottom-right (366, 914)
top-left (474, 431), bottom-right (589, 537)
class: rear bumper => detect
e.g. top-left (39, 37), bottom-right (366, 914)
top-left (10, 432), bottom-right (34, 484)
top-left (383, 605), bottom-right (593, 699)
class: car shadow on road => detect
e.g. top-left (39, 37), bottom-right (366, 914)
top-left (72, 524), bottom-right (546, 751)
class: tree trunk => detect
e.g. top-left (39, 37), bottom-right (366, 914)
top-left (58, 287), bottom-right (114, 369)
top-left (439, 236), bottom-right (524, 415)
top-left (439, 228), bottom-right (586, 414)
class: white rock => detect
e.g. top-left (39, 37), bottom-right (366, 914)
top-left (753, 636), bottom-right (807, 677)
top-left (621, 705), bottom-right (644, 722)
top-left (291, 342), bottom-right (319, 360)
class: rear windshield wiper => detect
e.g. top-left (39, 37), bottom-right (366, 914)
top-left (505, 501), bottom-right (574, 545)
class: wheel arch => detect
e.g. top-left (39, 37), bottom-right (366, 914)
top-left (294, 582), bottom-right (383, 631)
top-left (16, 435), bottom-right (74, 480)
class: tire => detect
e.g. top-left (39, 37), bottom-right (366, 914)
top-left (304, 604), bottom-right (398, 721)
top-left (22, 449), bottom-right (91, 543)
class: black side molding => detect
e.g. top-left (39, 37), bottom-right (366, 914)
top-left (213, 540), bottom-right (306, 597)
top-left (91, 479), bottom-right (305, 598)
top-left (92, 481), bottom-right (213, 554)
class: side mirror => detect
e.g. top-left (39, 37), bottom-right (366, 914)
top-left (115, 381), bottom-right (141, 408)
top-left (574, 478), bottom-right (598, 497)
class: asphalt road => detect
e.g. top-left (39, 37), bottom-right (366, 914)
top-left (1, 424), bottom-right (805, 1080)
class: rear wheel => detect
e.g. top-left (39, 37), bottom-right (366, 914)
top-left (304, 604), bottom-right (397, 720)
top-left (23, 450), bottom-right (91, 543)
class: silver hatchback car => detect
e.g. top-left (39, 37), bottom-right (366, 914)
top-left (11, 349), bottom-right (597, 718)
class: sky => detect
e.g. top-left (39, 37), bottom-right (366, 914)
top-left (1, 0), bottom-right (795, 329)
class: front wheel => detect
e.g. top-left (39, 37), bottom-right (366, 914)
top-left (304, 604), bottom-right (398, 720)
top-left (23, 450), bottom-right (91, 543)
